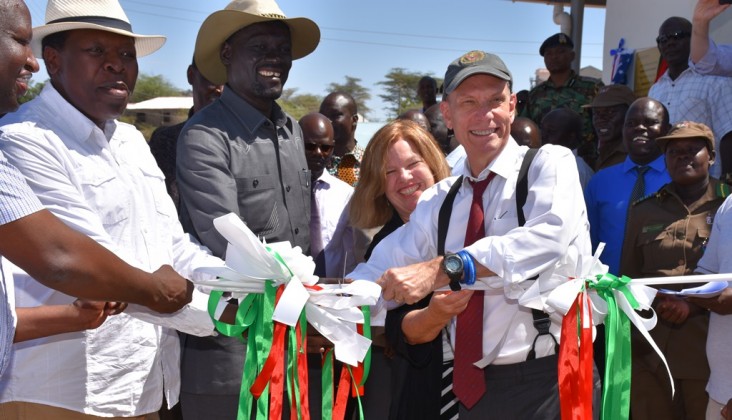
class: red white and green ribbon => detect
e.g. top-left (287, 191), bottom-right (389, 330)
top-left (194, 213), bottom-right (379, 420)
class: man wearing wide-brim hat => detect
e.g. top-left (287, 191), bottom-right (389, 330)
top-left (0, 0), bottom-right (228, 418)
top-left (175, 0), bottom-right (320, 418)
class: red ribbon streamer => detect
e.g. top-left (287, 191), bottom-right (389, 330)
top-left (332, 364), bottom-right (352, 420)
top-left (251, 286), bottom-right (287, 419)
top-left (558, 289), bottom-right (594, 420)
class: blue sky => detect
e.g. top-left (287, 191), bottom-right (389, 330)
top-left (25, 0), bottom-right (607, 121)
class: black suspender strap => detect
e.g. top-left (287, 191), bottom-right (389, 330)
top-left (516, 148), bottom-right (537, 226)
top-left (437, 175), bottom-right (463, 256)
top-left (516, 149), bottom-right (559, 360)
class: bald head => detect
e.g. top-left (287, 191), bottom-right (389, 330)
top-left (623, 97), bottom-right (669, 165)
top-left (398, 109), bottom-right (430, 133)
top-left (299, 112), bottom-right (335, 180)
top-left (511, 117), bottom-right (541, 148)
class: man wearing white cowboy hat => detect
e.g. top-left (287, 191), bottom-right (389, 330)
top-left (0, 0), bottom-right (227, 418)
top-left (174, 0), bottom-right (320, 418)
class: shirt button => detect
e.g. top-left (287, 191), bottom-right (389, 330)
top-left (295, 228), bottom-right (300, 234)
top-left (286, 185), bottom-right (291, 192)
top-left (253, 179), bottom-right (259, 187)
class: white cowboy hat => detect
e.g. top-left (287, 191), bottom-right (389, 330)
top-left (194, 0), bottom-right (320, 85)
top-left (31, 0), bottom-right (166, 58)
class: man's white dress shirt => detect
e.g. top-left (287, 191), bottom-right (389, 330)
top-left (349, 140), bottom-right (591, 366)
top-left (0, 84), bottom-right (223, 416)
top-left (312, 171), bottom-right (356, 278)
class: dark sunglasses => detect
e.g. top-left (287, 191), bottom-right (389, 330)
top-left (656, 30), bottom-right (691, 45)
top-left (304, 143), bottom-right (334, 153)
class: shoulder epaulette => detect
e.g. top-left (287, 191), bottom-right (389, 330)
top-left (631, 192), bottom-right (660, 207)
top-left (716, 182), bottom-right (730, 198)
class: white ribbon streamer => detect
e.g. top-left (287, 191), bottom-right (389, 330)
top-left (191, 213), bottom-right (380, 366)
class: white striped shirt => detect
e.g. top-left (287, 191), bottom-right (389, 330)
top-left (649, 68), bottom-right (732, 179)
top-left (0, 149), bottom-right (42, 378)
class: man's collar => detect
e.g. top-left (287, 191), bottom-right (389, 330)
top-left (458, 137), bottom-right (518, 182)
top-left (622, 153), bottom-right (666, 173)
top-left (41, 83), bottom-right (109, 144)
top-left (220, 87), bottom-right (289, 131)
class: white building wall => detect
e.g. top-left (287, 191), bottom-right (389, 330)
top-left (602, 0), bottom-right (732, 83)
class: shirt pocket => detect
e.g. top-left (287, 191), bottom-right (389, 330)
top-left (79, 167), bottom-right (130, 226)
top-left (235, 174), bottom-right (278, 237)
top-left (693, 227), bottom-right (711, 255)
top-left (138, 164), bottom-right (177, 219)
top-left (636, 229), bottom-right (669, 274)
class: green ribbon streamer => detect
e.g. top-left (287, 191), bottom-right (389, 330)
top-left (359, 305), bottom-right (372, 387)
top-left (588, 273), bottom-right (640, 420)
top-left (207, 281), bottom-right (277, 420)
top-left (321, 349), bottom-right (334, 420)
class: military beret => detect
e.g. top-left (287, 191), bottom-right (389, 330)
top-left (540, 33), bottom-right (574, 56)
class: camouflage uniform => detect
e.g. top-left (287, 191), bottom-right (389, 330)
top-left (522, 71), bottom-right (603, 164)
top-left (621, 179), bottom-right (731, 420)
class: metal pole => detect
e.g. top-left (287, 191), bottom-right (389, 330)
top-left (570, 0), bottom-right (585, 73)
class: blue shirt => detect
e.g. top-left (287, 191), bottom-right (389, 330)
top-left (584, 155), bottom-right (670, 275)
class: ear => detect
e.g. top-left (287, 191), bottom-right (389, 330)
top-left (351, 113), bottom-right (358, 130)
top-left (440, 100), bottom-right (453, 129)
top-left (43, 46), bottom-right (61, 76)
top-left (220, 43), bottom-right (232, 67)
top-left (569, 50), bottom-right (576, 62)
top-left (186, 64), bottom-right (195, 86)
top-left (509, 92), bottom-right (517, 123)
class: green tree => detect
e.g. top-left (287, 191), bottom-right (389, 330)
top-left (278, 88), bottom-right (322, 121)
top-left (377, 68), bottom-right (422, 119)
top-left (18, 79), bottom-right (46, 104)
top-left (327, 76), bottom-right (371, 119)
top-left (130, 73), bottom-right (183, 103)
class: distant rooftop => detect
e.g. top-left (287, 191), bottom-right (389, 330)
top-left (127, 97), bottom-right (192, 110)
top-left (509, 0), bottom-right (606, 7)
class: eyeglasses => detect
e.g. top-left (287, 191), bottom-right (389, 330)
top-left (656, 30), bottom-right (691, 45)
top-left (304, 143), bottom-right (334, 153)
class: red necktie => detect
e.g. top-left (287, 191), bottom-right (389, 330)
top-left (453, 172), bottom-right (495, 409)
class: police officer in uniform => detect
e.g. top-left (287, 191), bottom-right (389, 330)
top-left (522, 33), bottom-right (604, 167)
top-left (621, 121), bottom-right (729, 420)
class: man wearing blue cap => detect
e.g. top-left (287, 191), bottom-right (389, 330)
top-left (349, 50), bottom-right (600, 419)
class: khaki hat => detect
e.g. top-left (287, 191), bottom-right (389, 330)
top-left (539, 33), bottom-right (574, 56)
top-left (32, 0), bottom-right (165, 58)
top-left (583, 84), bottom-right (636, 108)
top-left (194, 0), bottom-right (320, 85)
top-left (656, 121), bottom-right (715, 153)
top-left (443, 50), bottom-right (512, 94)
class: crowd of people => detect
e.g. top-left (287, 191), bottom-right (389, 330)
top-left (1, 0), bottom-right (732, 419)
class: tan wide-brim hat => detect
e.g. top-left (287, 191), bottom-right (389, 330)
top-left (31, 0), bottom-right (166, 58)
top-left (195, 0), bottom-right (320, 85)
top-left (656, 121), bottom-right (716, 153)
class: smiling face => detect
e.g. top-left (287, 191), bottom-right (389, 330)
top-left (441, 74), bottom-right (516, 175)
top-left (384, 138), bottom-right (436, 222)
top-left (623, 98), bottom-right (667, 165)
top-left (222, 21), bottom-right (292, 115)
top-left (0, 0), bottom-right (39, 113)
top-left (44, 29), bottom-right (137, 128)
top-left (593, 104), bottom-right (628, 147)
top-left (665, 138), bottom-right (713, 186)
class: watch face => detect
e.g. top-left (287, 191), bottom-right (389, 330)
top-left (445, 255), bottom-right (463, 273)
